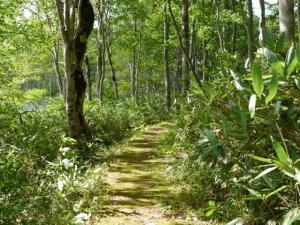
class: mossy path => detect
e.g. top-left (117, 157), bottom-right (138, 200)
top-left (92, 123), bottom-right (205, 225)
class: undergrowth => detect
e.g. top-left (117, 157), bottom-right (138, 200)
top-left (0, 96), bottom-right (168, 225)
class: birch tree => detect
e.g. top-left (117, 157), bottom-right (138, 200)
top-left (55, 0), bottom-right (94, 140)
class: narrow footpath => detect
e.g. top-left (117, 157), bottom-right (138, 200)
top-left (92, 124), bottom-right (207, 225)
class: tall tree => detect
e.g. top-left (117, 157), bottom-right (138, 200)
top-left (95, 0), bottom-right (106, 102)
top-left (182, 0), bottom-right (190, 94)
top-left (279, 0), bottom-right (295, 42)
top-left (247, 0), bottom-right (254, 68)
top-left (259, 0), bottom-right (265, 43)
top-left (298, 0), bottom-right (300, 41)
top-left (84, 55), bottom-right (92, 101)
top-left (106, 39), bottom-right (119, 101)
top-left (55, 0), bottom-right (94, 140)
top-left (164, 1), bottom-right (171, 112)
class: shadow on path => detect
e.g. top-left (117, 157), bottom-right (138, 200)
top-left (92, 123), bottom-right (206, 225)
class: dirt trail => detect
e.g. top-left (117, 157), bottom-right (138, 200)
top-left (92, 123), bottom-right (202, 225)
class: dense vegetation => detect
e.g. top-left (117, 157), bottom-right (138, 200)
top-left (1, 0), bottom-right (300, 224)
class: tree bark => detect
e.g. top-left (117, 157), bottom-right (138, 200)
top-left (298, 0), bottom-right (300, 41)
top-left (131, 19), bottom-right (137, 99)
top-left (222, 0), bottom-right (229, 51)
top-left (182, 0), bottom-right (190, 94)
top-left (52, 41), bottom-right (64, 97)
top-left (247, 0), bottom-right (254, 68)
top-left (259, 0), bottom-right (265, 43)
top-left (164, 1), bottom-right (171, 112)
top-left (231, 0), bottom-right (237, 54)
top-left (95, 0), bottom-right (106, 102)
top-left (167, 0), bottom-right (201, 87)
top-left (106, 40), bottom-right (119, 101)
top-left (279, 0), bottom-right (295, 42)
top-left (84, 55), bottom-right (92, 101)
top-left (214, 0), bottom-right (224, 52)
top-left (55, 0), bottom-right (94, 140)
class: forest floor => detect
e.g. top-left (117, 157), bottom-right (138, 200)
top-left (91, 123), bottom-right (209, 225)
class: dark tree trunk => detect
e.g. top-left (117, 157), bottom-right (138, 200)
top-left (231, 0), bottom-right (237, 54)
top-left (52, 41), bottom-right (64, 98)
top-left (131, 19), bottom-right (137, 99)
top-left (95, 0), bottom-right (106, 103)
top-left (182, 0), bottom-right (190, 94)
top-left (298, 0), bottom-right (300, 41)
top-left (84, 55), bottom-right (92, 101)
top-left (164, 1), bottom-right (171, 112)
top-left (247, 0), bottom-right (254, 68)
top-left (55, 0), bottom-right (94, 140)
top-left (106, 40), bottom-right (119, 101)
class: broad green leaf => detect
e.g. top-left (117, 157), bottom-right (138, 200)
top-left (265, 185), bottom-right (288, 199)
top-left (285, 45), bottom-right (298, 77)
top-left (262, 29), bottom-right (275, 51)
top-left (251, 155), bottom-right (273, 163)
top-left (265, 73), bottom-right (278, 104)
top-left (252, 63), bottom-right (264, 98)
top-left (282, 208), bottom-right (300, 225)
top-left (276, 32), bottom-right (286, 52)
top-left (250, 166), bottom-right (277, 182)
top-left (272, 159), bottom-right (294, 175)
top-left (261, 48), bottom-right (284, 75)
top-left (204, 129), bottom-right (218, 146)
top-left (245, 186), bottom-right (261, 198)
top-left (248, 94), bottom-right (256, 118)
top-left (272, 138), bottom-right (289, 165)
top-left (205, 208), bottom-right (216, 217)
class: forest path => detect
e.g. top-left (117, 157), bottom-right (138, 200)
top-left (92, 123), bottom-right (204, 225)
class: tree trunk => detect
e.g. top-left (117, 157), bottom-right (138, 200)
top-left (231, 0), bottom-right (237, 54)
top-left (298, 0), bottom-right (300, 41)
top-left (247, 0), bottom-right (254, 69)
top-left (106, 40), bottom-right (119, 101)
top-left (164, 1), bottom-right (171, 112)
top-left (214, 0), bottom-right (224, 52)
top-left (279, 0), bottom-right (295, 42)
top-left (131, 19), bottom-right (137, 99)
top-left (182, 0), bottom-right (190, 94)
top-left (259, 0), bottom-right (265, 43)
top-left (222, 0), bottom-right (229, 51)
top-left (95, 0), bottom-right (106, 103)
top-left (55, 0), bottom-right (94, 140)
top-left (84, 55), bottom-right (92, 101)
top-left (53, 41), bottom-right (64, 97)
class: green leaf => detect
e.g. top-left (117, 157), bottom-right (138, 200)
top-left (252, 63), bottom-right (264, 98)
top-left (205, 208), bottom-right (216, 217)
top-left (262, 29), bottom-right (276, 51)
top-left (276, 32), bottom-right (286, 52)
top-left (272, 138), bottom-right (289, 165)
top-left (204, 129), bottom-right (218, 146)
top-left (245, 186), bottom-right (262, 198)
top-left (285, 45), bottom-right (298, 77)
top-left (265, 185), bottom-right (288, 199)
top-left (282, 208), bottom-right (300, 225)
top-left (265, 73), bottom-right (278, 104)
top-left (261, 48), bottom-right (284, 75)
top-left (251, 155), bottom-right (273, 164)
top-left (248, 94), bottom-right (256, 118)
top-left (250, 166), bottom-right (277, 182)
